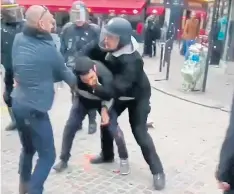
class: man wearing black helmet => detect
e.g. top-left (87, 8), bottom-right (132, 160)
top-left (59, 0), bottom-right (100, 135)
top-left (1, 0), bottom-right (24, 131)
top-left (86, 17), bottom-right (166, 190)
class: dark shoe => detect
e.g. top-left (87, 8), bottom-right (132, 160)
top-left (90, 155), bottom-right (114, 164)
top-left (153, 173), bottom-right (165, 190)
top-left (19, 179), bottom-right (28, 194)
top-left (119, 159), bottom-right (130, 175)
top-left (5, 122), bottom-right (17, 131)
top-left (88, 122), bottom-right (97, 134)
top-left (53, 161), bottom-right (68, 173)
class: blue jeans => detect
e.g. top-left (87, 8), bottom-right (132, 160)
top-left (12, 101), bottom-right (56, 194)
top-left (185, 40), bottom-right (196, 60)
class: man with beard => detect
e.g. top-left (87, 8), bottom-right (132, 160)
top-left (53, 56), bottom-right (130, 175)
top-left (86, 17), bottom-right (166, 190)
top-left (59, 0), bottom-right (99, 134)
top-left (1, 0), bottom-right (24, 131)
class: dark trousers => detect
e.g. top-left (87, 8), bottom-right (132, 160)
top-left (100, 99), bottom-right (164, 174)
top-left (143, 40), bottom-right (153, 57)
top-left (225, 191), bottom-right (234, 194)
top-left (12, 101), bottom-right (56, 194)
top-left (71, 92), bottom-right (96, 128)
top-left (60, 97), bottom-right (128, 162)
top-left (152, 41), bottom-right (156, 57)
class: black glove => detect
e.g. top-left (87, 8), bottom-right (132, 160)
top-left (3, 90), bottom-right (12, 107)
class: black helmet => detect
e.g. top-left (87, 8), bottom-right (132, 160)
top-left (70, 0), bottom-right (89, 23)
top-left (1, 0), bottom-right (24, 23)
top-left (99, 17), bottom-right (132, 52)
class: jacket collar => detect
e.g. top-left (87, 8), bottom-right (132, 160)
top-left (23, 25), bottom-right (53, 40)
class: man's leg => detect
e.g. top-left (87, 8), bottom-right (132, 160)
top-left (12, 102), bottom-right (35, 194)
top-left (106, 108), bottom-right (130, 175)
top-left (224, 191), bottom-right (234, 194)
top-left (90, 126), bottom-right (114, 163)
top-left (53, 97), bottom-right (87, 172)
top-left (87, 109), bottom-right (97, 134)
top-left (128, 99), bottom-right (165, 190)
top-left (5, 106), bottom-right (17, 131)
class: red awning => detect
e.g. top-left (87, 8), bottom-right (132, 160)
top-left (18, 0), bottom-right (146, 14)
top-left (146, 6), bottom-right (165, 15)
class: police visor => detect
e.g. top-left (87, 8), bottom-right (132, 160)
top-left (99, 27), bottom-right (120, 51)
top-left (1, 4), bottom-right (24, 23)
top-left (70, 7), bottom-right (88, 23)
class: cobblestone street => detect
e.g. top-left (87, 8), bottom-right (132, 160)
top-left (1, 83), bottom-right (228, 194)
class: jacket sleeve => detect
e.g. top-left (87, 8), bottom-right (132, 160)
top-left (217, 95), bottom-right (234, 182)
top-left (79, 24), bottom-right (101, 55)
top-left (94, 60), bottom-right (140, 99)
top-left (52, 49), bottom-right (77, 88)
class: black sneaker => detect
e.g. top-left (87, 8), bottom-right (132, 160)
top-left (88, 122), bottom-right (97, 134)
top-left (53, 161), bottom-right (68, 173)
top-left (90, 155), bottom-right (114, 164)
top-left (153, 173), bottom-right (166, 190)
top-left (5, 122), bottom-right (17, 131)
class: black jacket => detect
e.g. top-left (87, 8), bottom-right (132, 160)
top-left (217, 95), bottom-right (234, 190)
top-left (60, 22), bottom-right (101, 64)
top-left (93, 37), bottom-right (151, 101)
top-left (1, 21), bottom-right (24, 95)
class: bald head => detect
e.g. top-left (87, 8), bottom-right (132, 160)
top-left (25, 5), bottom-right (54, 32)
top-left (25, 5), bottom-right (45, 25)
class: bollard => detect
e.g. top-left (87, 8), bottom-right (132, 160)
top-left (166, 47), bottom-right (172, 80)
top-left (159, 43), bottom-right (164, 72)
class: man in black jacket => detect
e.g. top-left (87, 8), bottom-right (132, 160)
top-left (53, 57), bottom-right (130, 175)
top-left (60, 0), bottom-right (100, 134)
top-left (86, 17), bottom-right (166, 190)
top-left (1, 0), bottom-right (24, 131)
top-left (216, 95), bottom-right (234, 194)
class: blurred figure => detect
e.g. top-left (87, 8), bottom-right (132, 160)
top-left (216, 95), bottom-right (234, 194)
top-left (181, 11), bottom-right (199, 59)
top-left (1, 0), bottom-right (24, 131)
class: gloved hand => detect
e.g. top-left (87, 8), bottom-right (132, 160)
top-left (3, 90), bottom-right (12, 107)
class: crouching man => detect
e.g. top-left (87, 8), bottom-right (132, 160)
top-left (53, 57), bottom-right (130, 175)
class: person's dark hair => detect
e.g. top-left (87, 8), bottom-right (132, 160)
top-left (74, 56), bottom-right (94, 76)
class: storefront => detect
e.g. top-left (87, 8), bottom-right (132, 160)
top-left (223, 0), bottom-right (234, 62)
top-left (18, 0), bottom-right (147, 28)
top-left (146, 0), bottom-right (166, 27)
top-left (208, 0), bottom-right (232, 65)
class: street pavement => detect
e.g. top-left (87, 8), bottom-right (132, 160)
top-left (1, 82), bottom-right (229, 194)
top-left (143, 44), bottom-right (234, 111)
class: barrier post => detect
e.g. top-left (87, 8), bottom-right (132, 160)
top-left (159, 43), bottom-right (164, 72)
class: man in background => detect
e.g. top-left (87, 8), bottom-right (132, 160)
top-left (59, 0), bottom-right (100, 135)
top-left (1, 0), bottom-right (24, 131)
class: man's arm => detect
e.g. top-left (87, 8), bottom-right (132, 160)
top-left (217, 95), bottom-right (234, 182)
top-left (52, 49), bottom-right (77, 88)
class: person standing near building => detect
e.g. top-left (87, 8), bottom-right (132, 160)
top-left (1, 0), bottom-right (24, 131)
top-left (11, 5), bottom-right (77, 194)
top-left (182, 11), bottom-right (199, 58)
top-left (59, 0), bottom-right (100, 135)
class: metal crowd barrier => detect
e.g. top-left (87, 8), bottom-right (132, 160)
top-left (155, 23), bottom-right (175, 82)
